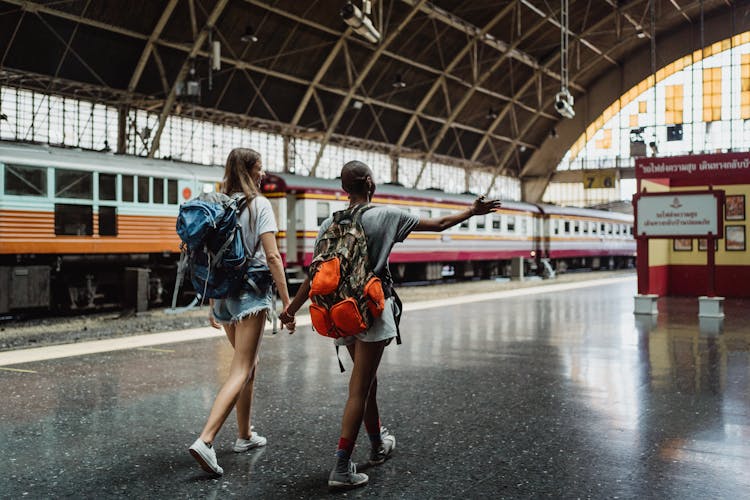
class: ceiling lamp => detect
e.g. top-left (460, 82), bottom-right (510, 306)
top-left (240, 26), bottom-right (258, 43)
top-left (392, 74), bottom-right (406, 89)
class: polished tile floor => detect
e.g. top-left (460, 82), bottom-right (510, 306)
top-left (1, 277), bottom-right (749, 499)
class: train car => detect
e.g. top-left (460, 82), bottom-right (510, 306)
top-left (538, 204), bottom-right (636, 272)
top-left (260, 173), bottom-right (636, 282)
top-left (0, 141), bottom-right (635, 314)
top-left (0, 142), bottom-right (222, 312)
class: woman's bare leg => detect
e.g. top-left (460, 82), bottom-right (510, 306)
top-left (224, 321), bottom-right (261, 439)
top-left (345, 343), bottom-right (380, 436)
top-left (340, 340), bottom-right (386, 442)
top-left (199, 311), bottom-right (266, 444)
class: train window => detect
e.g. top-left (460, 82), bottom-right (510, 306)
top-left (122, 175), bottom-right (134, 202)
top-left (553, 220), bottom-right (559, 235)
top-left (167, 179), bottom-right (178, 204)
top-left (492, 215), bottom-right (501, 230)
top-left (600, 223), bottom-right (606, 234)
top-left (476, 215), bottom-right (486, 230)
top-left (55, 169), bottom-right (92, 199)
top-left (564, 221), bottom-right (570, 234)
top-left (54, 204), bottom-right (93, 235)
top-left (507, 216), bottom-right (516, 233)
top-left (99, 206), bottom-right (117, 236)
top-left (153, 178), bottom-right (164, 204)
top-left (520, 218), bottom-right (527, 234)
top-left (316, 202), bottom-right (329, 226)
top-left (419, 209), bottom-right (431, 219)
top-left (99, 173), bottom-right (116, 201)
top-left (592, 223), bottom-right (597, 234)
top-left (4, 164), bottom-right (47, 196)
top-left (608, 224), bottom-right (613, 234)
top-left (138, 176), bottom-right (150, 203)
top-left (573, 221), bottom-right (580, 234)
top-left (582, 221), bottom-right (589, 234)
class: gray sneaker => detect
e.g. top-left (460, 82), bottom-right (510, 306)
top-left (368, 427), bottom-right (396, 465)
top-left (189, 438), bottom-right (224, 475)
top-left (233, 431), bottom-right (267, 452)
top-left (328, 458), bottom-right (369, 491)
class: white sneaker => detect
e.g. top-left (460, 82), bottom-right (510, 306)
top-left (233, 431), bottom-right (267, 452)
top-left (189, 438), bottom-right (224, 475)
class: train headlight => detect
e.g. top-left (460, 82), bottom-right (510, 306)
top-left (530, 250), bottom-right (536, 258)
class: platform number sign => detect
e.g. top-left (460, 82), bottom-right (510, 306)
top-left (582, 169), bottom-right (617, 189)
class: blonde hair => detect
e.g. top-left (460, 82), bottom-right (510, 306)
top-left (222, 148), bottom-right (261, 203)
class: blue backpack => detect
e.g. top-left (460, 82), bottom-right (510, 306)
top-left (171, 192), bottom-right (256, 308)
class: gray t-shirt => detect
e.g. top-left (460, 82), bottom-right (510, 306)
top-left (317, 205), bottom-right (420, 284)
top-left (239, 196), bottom-right (278, 267)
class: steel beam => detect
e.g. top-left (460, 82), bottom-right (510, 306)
top-left (127, 0), bottom-right (179, 93)
top-left (309, 0), bottom-right (427, 175)
top-left (394, 2), bottom-right (515, 150)
top-left (148, 0), bottom-right (230, 158)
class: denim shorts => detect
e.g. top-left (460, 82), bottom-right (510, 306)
top-left (211, 268), bottom-right (273, 324)
top-left (334, 297), bottom-right (399, 347)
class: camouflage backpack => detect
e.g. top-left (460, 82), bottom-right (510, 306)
top-left (308, 204), bottom-right (385, 339)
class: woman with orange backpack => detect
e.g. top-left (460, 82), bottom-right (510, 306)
top-left (280, 160), bottom-right (501, 491)
top-left (188, 148), bottom-right (294, 475)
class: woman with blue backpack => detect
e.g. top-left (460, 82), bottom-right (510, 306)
top-left (189, 148), bottom-right (294, 476)
top-left (280, 160), bottom-right (501, 491)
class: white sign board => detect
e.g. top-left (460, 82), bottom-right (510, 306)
top-left (636, 193), bottom-right (720, 237)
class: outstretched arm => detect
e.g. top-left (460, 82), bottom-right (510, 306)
top-left (414, 196), bottom-right (502, 232)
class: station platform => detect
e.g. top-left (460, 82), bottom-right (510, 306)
top-left (1, 275), bottom-right (749, 498)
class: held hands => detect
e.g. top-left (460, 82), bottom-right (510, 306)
top-left (471, 195), bottom-right (502, 216)
top-left (279, 306), bottom-right (296, 333)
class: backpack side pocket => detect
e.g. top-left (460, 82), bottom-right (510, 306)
top-left (363, 276), bottom-right (385, 318)
top-left (310, 303), bottom-right (336, 337)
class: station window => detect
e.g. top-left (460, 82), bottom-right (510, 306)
top-left (476, 215), bottom-right (486, 230)
top-left (55, 204), bottom-right (93, 235)
top-left (507, 216), bottom-right (516, 233)
top-left (492, 215), bottom-right (501, 230)
top-left (316, 202), bottom-right (329, 226)
top-left (122, 175), bottom-right (134, 202)
top-left (564, 221), bottom-right (571, 234)
top-left (99, 173), bottom-right (116, 201)
top-left (138, 176), bottom-right (150, 203)
top-left (4, 164), bottom-right (47, 196)
top-left (153, 178), bottom-right (164, 204)
top-left (167, 179), bottom-right (178, 204)
top-left (55, 169), bottom-right (92, 199)
top-left (98, 206), bottom-right (117, 236)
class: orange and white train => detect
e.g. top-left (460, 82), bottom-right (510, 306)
top-left (0, 142), bottom-right (635, 313)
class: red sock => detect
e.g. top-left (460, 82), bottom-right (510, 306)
top-left (335, 437), bottom-right (355, 459)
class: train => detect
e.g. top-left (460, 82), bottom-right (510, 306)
top-left (0, 141), bottom-right (635, 314)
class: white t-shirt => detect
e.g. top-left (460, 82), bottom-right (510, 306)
top-left (238, 196), bottom-right (277, 267)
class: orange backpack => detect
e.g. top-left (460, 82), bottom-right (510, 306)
top-left (308, 204), bottom-right (385, 338)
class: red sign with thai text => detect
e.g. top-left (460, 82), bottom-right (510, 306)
top-left (635, 152), bottom-right (750, 185)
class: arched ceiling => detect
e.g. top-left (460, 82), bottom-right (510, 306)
top-left (0, 0), bottom-right (735, 183)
